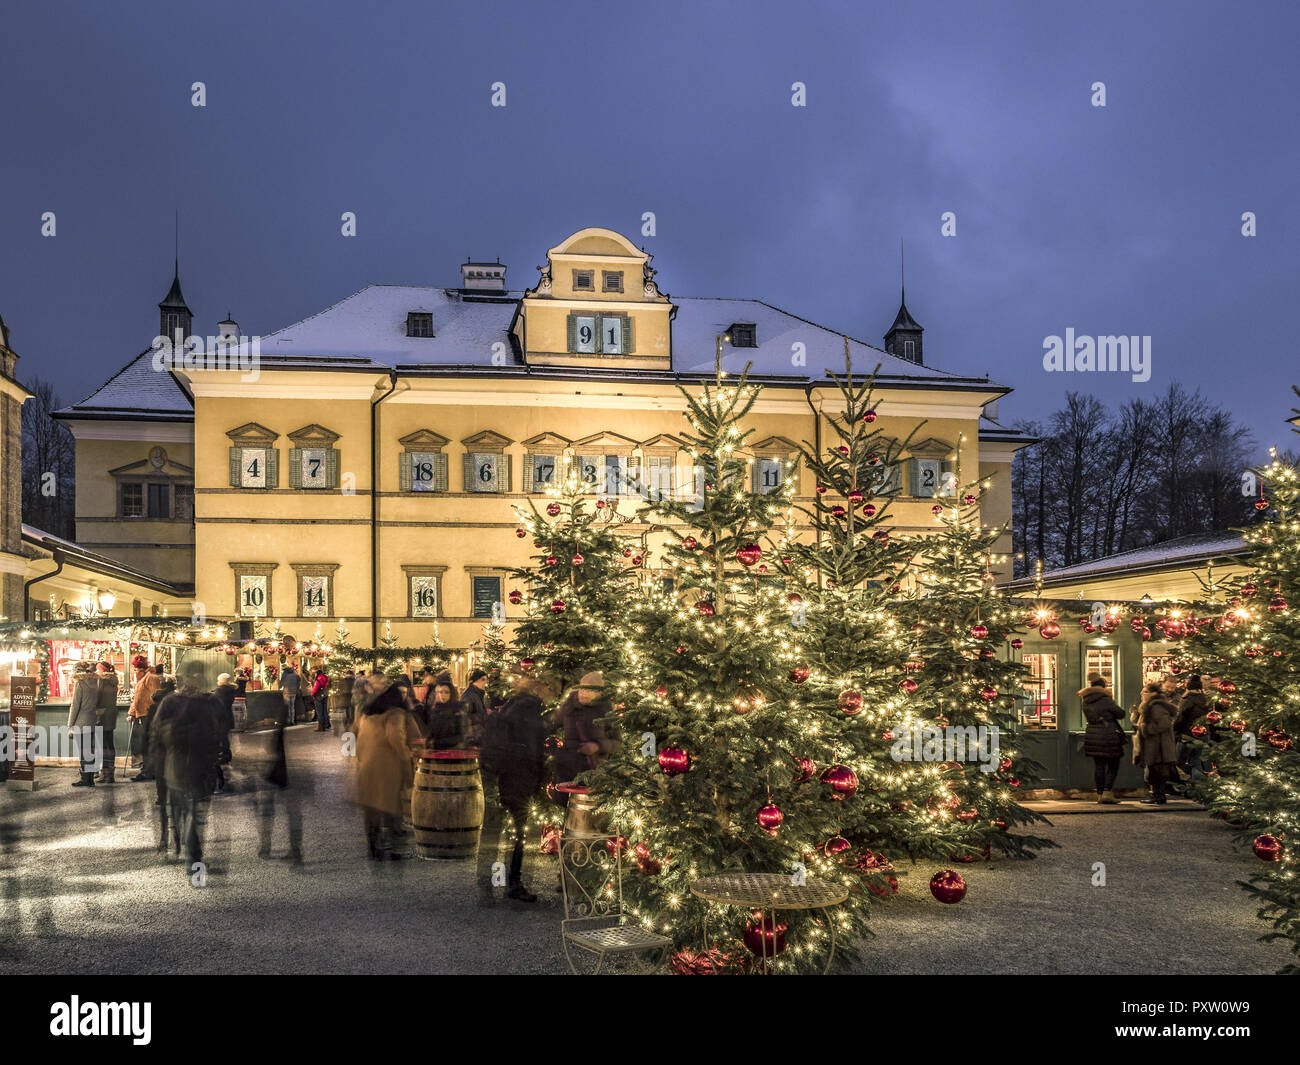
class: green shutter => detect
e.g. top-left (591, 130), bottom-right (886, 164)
top-left (462, 453), bottom-right (474, 492)
top-left (522, 455), bottom-right (534, 493)
top-left (623, 314), bottom-right (634, 355)
top-left (229, 448), bottom-right (241, 487)
top-left (500, 453), bottom-right (511, 493)
top-left (266, 449), bottom-right (279, 488)
top-left (434, 453), bottom-right (448, 492)
top-left (288, 448), bottom-right (302, 488)
top-left (399, 453), bottom-right (413, 492)
top-left (906, 458), bottom-right (920, 498)
top-left (325, 447), bottom-right (340, 489)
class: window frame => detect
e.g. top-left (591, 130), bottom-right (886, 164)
top-left (460, 431), bottom-right (514, 494)
top-left (403, 564), bottom-right (448, 619)
top-left (230, 562), bottom-right (278, 619)
top-left (290, 563), bottom-right (339, 619)
top-left (602, 270), bottom-right (624, 293)
top-left (397, 429), bottom-right (450, 493)
top-left (1018, 651), bottom-right (1059, 730)
top-left (406, 312), bottom-right (434, 338)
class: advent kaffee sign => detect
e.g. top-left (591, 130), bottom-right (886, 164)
top-left (6, 676), bottom-right (37, 789)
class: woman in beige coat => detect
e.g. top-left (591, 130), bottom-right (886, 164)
top-left (352, 675), bottom-right (420, 860)
top-left (1132, 682), bottom-right (1178, 805)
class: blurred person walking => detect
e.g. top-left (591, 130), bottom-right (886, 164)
top-left (66, 663), bottom-right (99, 788)
top-left (153, 681), bottom-right (222, 878)
top-left (128, 659), bottom-right (162, 779)
top-left (93, 661), bottom-right (120, 784)
top-left (352, 675), bottom-right (418, 860)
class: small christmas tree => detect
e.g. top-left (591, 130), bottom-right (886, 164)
top-left (1184, 391), bottom-right (1300, 972)
top-left (474, 619), bottom-right (512, 704)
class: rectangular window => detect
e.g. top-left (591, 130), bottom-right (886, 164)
top-left (529, 454), bottom-right (556, 492)
top-left (756, 458), bottom-right (784, 494)
top-left (644, 455), bottom-right (673, 501)
top-left (299, 448), bottom-right (328, 489)
top-left (302, 576), bottom-right (328, 617)
top-left (1086, 648), bottom-right (1118, 704)
top-left (175, 483), bottom-right (194, 521)
top-left (1019, 653), bottom-right (1058, 730)
top-left (567, 313), bottom-right (631, 355)
top-left (602, 271), bottom-right (623, 293)
top-left (472, 576), bottom-right (501, 619)
top-left (601, 316), bottom-right (624, 354)
top-left (233, 447), bottom-right (270, 488)
top-left (573, 270), bottom-right (594, 291)
top-left (239, 575), bottom-right (268, 618)
top-left (730, 323), bottom-right (756, 348)
top-left (467, 453), bottom-right (502, 492)
top-left (573, 315), bottom-right (597, 353)
top-left (121, 483), bottom-right (143, 518)
top-left (411, 576), bottom-right (439, 618)
top-left (576, 454), bottom-right (605, 491)
top-left (407, 312), bottom-right (433, 338)
top-left (605, 455), bottom-right (628, 496)
top-left (661, 577), bottom-right (676, 594)
top-left (403, 451), bottom-right (447, 492)
top-left (147, 483), bottom-right (170, 519)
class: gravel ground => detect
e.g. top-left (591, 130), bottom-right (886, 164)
top-left (0, 728), bottom-right (1290, 975)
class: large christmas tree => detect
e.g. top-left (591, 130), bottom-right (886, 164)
top-left (1183, 394), bottom-right (1300, 971)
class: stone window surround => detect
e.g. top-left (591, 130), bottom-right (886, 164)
top-left (290, 562), bottom-right (340, 618)
top-left (402, 564), bottom-right (448, 619)
top-left (230, 561), bottom-right (278, 619)
top-left (465, 566), bottom-right (510, 621)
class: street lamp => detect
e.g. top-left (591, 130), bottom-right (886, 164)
top-left (97, 589), bottom-right (117, 613)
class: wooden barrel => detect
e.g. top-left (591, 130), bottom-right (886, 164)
top-left (412, 749), bottom-right (485, 860)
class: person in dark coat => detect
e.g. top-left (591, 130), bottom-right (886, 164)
top-left (256, 719), bottom-right (304, 865)
top-left (311, 668), bottom-right (331, 732)
top-left (153, 685), bottom-right (222, 876)
top-left (478, 673), bottom-right (555, 903)
top-left (146, 678), bottom-right (178, 849)
top-left (93, 663), bottom-right (120, 783)
top-left (550, 671), bottom-right (621, 804)
top-left (424, 673), bottom-right (468, 750)
top-left (1080, 671), bottom-right (1126, 803)
top-left (462, 669), bottom-right (489, 747)
top-left (66, 664), bottom-right (100, 787)
top-left (1133, 682), bottom-right (1178, 805)
top-left (351, 675), bottom-right (419, 860)
top-left (1173, 675), bottom-right (1210, 780)
top-left (213, 674), bottom-right (236, 764)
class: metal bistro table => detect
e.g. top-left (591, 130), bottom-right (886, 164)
top-left (689, 872), bottom-right (849, 974)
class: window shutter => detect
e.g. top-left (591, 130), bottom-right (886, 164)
top-left (229, 448), bottom-right (241, 487)
top-left (688, 466), bottom-right (705, 512)
top-left (881, 463), bottom-right (901, 495)
top-left (566, 315), bottom-right (577, 352)
top-left (462, 453), bottom-right (475, 492)
top-left (500, 453), bottom-right (511, 493)
top-left (939, 460), bottom-right (957, 498)
top-left (325, 448), bottom-right (340, 489)
top-left (606, 455), bottom-right (628, 497)
top-left (522, 455), bottom-right (534, 494)
top-left (623, 315), bottom-right (634, 354)
top-left (434, 453), bottom-right (448, 491)
top-left (288, 448), bottom-right (303, 489)
top-left (399, 454), bottom-right (413, 492)
top-left (266, 448), bottom-right (279, 488)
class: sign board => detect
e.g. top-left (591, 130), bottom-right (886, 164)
top-left (7, 677), bottom-right (38, 789)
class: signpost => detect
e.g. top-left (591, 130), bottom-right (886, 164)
top-left (7, 676), bottom-right (38, 790)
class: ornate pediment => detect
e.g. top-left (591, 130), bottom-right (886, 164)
top-left (572, 430), bottom-right (639, 451)
top-left (398, 429), bottom-right (450, 450)
top-left (461, 429), bottom-right (513, 451)
top-left (906, 436), bottom-right (956, 458)
top-left (639, 433), bottom-right (685, 452)
top-left (225, 422), bottom-right (278, 445)
top-left (521, 431), bottom-right (572, 450)
top-left (287, 423), bottom-right (341, 446)
top-left (750, 435), bottom-right (800, 455)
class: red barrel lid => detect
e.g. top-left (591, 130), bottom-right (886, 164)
top-left (420, 748), bottom-right (481, 760)
top-left (556, 782), bottom-right (590, 795)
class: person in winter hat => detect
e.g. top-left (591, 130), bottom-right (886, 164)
top-left (351, 674), bottom-right (420, 860)
top-left (1173, 675), bottom-right (1210, 781)
top-left (93, 661), bottom-right (120, 783)
top-left (1079, 671), bottom-right (1126, 804)
top-left (1133, 682), bottom-right (1178, 805)
top-left (66, 663), bottom-right (100, 787)
top-left (551, 670), bottom-right (621, 804)
top-left (462, 668), bottom-right (489, 747)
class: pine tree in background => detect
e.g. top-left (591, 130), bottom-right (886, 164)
top-left (780, 354), bottom-right (1002, 878)
top-left (508, 470), bottom-right (638, 692)
top-left (905, 481), bottom-right (1055, 863)
top-left (1184, 393), bottom-right (1300, 972)
top-left (473, 619), bottom-right (513, 704)
top-left (595, 358), bottom-right (893, 971)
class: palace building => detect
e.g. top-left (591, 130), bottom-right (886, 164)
top-left (56, 227), bottom-right (1032, 647)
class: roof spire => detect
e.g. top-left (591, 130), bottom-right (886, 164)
top-left (900, 238), bottom-right (905, 305)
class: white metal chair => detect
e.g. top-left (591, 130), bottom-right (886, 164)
top-left (559, 831), bottom-right (672, 975)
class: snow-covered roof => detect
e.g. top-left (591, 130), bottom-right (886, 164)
top-left (1002, 530), bottom-right (1249, 589)
top-left (55, 349), bottom-right (193, 420)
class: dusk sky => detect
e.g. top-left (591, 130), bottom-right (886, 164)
top-left (2, 0), bottom-right (1296, 453)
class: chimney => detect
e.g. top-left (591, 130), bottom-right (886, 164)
top-left (461, 259), bottom-right (506, 294)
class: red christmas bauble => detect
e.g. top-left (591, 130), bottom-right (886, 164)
top-left (654, 686), bottom-right (667, 699)
top-left (546, 502), bottom-right (562, 517)
top-left (658, 746), bottom-right (690, 775)
top-left (1268, 596), bottom-right (1288, 613)
top-left (962, 493), bottom-right (977, 505)
top-left (821, 764), bottom-right (859, 800)
top-left (980, 686), bottom-right (998, 702)
top-left (520, 657), bottom-right (535, 672)
top-left (742, 913), bottom-right (788, 957)
top-left (515, 527), bottom-right (527, 538)
top-left (1205, 710), bottom-right (1222, 724)
top-left (788, 666), bottom-right (811, 684)
top-left (550, 599), bottom-right (566, 614)
top-left (1253, 834), bottom-right (1282, 861)
top-left (957, 808), bottom-right (979, 824)
top-left (991, 818), bottom-right (1008, 832)
top-left (1229, 719), bottom-right (1246, 733)
top-left (1010, 638), bottom-right (1024, 649)
top-left (674, 644), bottom-right (688, 655)
top-left (787, 592), bottom-right (802, 604)
top-left (838, 688), bottom-right (864, 715)
top-left (831, 505), bottom-right (846, 518)
top-left (1082, 623), bottom-right (1096, 634)
top-left (572, 553), bottom-right (584, 565)
top-left (621, 547), bottom-right (632, 558)
top-left (544, 555), bottom-right (558, 567)
top-left (1217, 680), bottom-right (1236, 694)
top-left (867, 452), bottom-right (880, 466)
top-left (862, 409), bottom-right (877, 422)
top-left (816, 485), bottom-right (827, 495)
top-left (736, 543), bottom-right (762, 567)
top-left (824, 835), bottom-right (851, 857)
top-left (863, 503), bottom-right (877, 517)
top-left (757, 803), bottom-right (784, 835)
top-left (793, 757), bottom-right (816, 784)
top-left (1039, 621), bottom-right (1061, 640)
top-left (971, 623), bottom-right (989, 639)
top-left (595, 499), bottom-right (606, 509)
top-left (1240, 583), bottom-right (1257, 597)
top-left (682, 536), bottom-right (698, 550)
top-left (606, 835), bottom-right (629, 856)
top-left (900, 678), bottom-right (918, 694)
top-left (696, 600), bottom-right (716, 616)
top-left (930, 869), bottom-right (967, 904)
top-left (1142, 628), bottom-right (1152, 640)
top-left (1190, 724), bottom-right (1206, 738)
top-left (508, 590), bottom-right (523, 605)
top-left (931, 504), bottom-right (944, 516)
top-left (836, 445), bottom-right (849, 456)
top-left (631, 555), bottom-right (643, 567)
top-left (848, 490), bottom-right (864, 504)
top-left (873, 530), bottom-right (889, 542)
top-left (1254, 499), bottom-right (1269, 511)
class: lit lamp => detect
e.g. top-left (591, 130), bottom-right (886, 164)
top-left (97, 589), bottom-right (117, 614)
top-left (1140, 594), bottom-right (1154, 606)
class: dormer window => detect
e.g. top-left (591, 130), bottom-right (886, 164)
top-left (573, 270), bottom-right (594, 292)
top-left (729, 323), bottom-right (757, 348)
top-left (602, 271), bottom-right (624, 293)
top-left (406, 312), bottom-right (433, 338)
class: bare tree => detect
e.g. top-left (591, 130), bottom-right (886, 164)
top-left (21, 377), bottom-right (76, 538)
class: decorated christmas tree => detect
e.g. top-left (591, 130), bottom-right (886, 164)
top-left (1183, 394), bottom-right (1300, 971)
top-left (508, 467), bottom-right (639, 692)
top-left (902, 477), bottom-right (1056, 876)
top-left (594, 358), bottom-right (890, 971)
top-left (473, 619), bottom-right (513, 704)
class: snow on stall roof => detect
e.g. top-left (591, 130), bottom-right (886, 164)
top-left (1013, 531), bottom-right (1248, 585)
top-left (56, 349), bottom-right (194, 418)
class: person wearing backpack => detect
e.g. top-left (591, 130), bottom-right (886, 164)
top-left (424, 673), bottom-right (468, 750)
top-left (477, 671), bottom-right (555, 904)
top-left (1079, 671), bottom-right (1126, 804)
